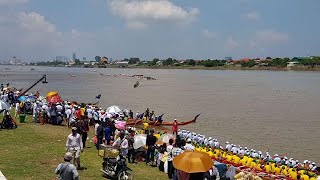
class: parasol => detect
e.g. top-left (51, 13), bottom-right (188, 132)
top-left (18, 96), bottom-right (27, 102)
top-left (133, 134), bottom-right (147, 149)
top-left (0, 100), bottom-right (9, 110)
top-left (47, 95), bottom-right (63, 104)
top-left (115, 121), bottom-right (126, 130)
top-left (173, 151), bottom-right (213, 173)
top-left (106, 105), bottom-right (122, 114)
top-left (47, 91), bottom-right (58, 97)
top-left (158, 133), bottom-right (175, 144)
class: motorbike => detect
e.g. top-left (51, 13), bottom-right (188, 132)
top-left (100, 154), bottom-right (133, 180)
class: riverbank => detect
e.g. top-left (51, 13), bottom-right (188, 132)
top-left (118, 65), bottom-right (320, 72)
top-left (0, 113), bottom-right (167, 180)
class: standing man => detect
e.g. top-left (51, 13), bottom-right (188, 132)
top-left (54, 152), bottom-right (79, 180)
top-left (127, 129), bottom-right (135, 163)
top-left (65, 106), bottom-right (72, 128)
top-left (66, 127), bottom-right (84, 170)
top-left (95, 121), bottom-right (104, 149)
top-left (172, 119), bottom-right (178, 136)
top-left (81, 118), bottom-right (89, 148)
top-left (129, 110), bottom-right (133, 119)
top-left (146, 129), bottom-right (157, 166)
top-left (113, 131), bottom-right (128, 156)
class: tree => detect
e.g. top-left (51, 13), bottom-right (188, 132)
top-left (95, 56), bottom-right (101, 62)
top-left (74, 59), bottom-right (81, 65)
top-left (187, 59), bottom-right (195, 66)
top-left (129, 57), bottom-right (140, 64)
top-left (269, 58), bottom-right (288, 67)
top-left (240, 60), bottom-right (256, 67)
top-left (163, 58), bottom-right (174, 66)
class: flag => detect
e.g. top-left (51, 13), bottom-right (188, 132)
top-left (95, 94), bottom-right (101, 99)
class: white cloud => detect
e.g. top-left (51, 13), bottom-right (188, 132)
top-left (17, 12), bottom-right (62, 46)
top-left (108, 0), bottom-right (199, 29)
top-left (0, 0), bottom-right (28, 5)
top-left (202, 29), bottom-right (217, 39)
top-left (255, 29), bottom-right (289, 44)
top-left (224, 36), bottom-right (239, 50)
top-left (244, 12), bottom-right (260, 21)
top-left (0, 11), bottom-right (63, 59)
top-left (71, 28), bottom-right (95, 39)
top-left (126, 21), bottom-right (147, 30)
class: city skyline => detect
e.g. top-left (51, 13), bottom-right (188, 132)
top-left (0, 0), bottom-right (319, 61)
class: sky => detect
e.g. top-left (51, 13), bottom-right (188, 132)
top-left (0, 0), bottom-right (319, 61)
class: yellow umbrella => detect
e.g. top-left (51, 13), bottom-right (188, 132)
top-left (173, 151), bottom-right (213, 173)
top-left (47, 91), bottom-right (58, 97)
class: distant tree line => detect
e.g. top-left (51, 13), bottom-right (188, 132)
top-left (29, 60), bottom-right (67, 66)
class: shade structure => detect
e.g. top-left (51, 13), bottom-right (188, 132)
top-left (133, 134), bottom-right (146, 149)
top-left (26, 95), bottom-right (36, 102)
top-left (115, 121), bottom-right (126, 130)
top-left (18, 96), bottom-right (27, 102)
top-left (173, 151), bottom-right (213, 173)
top-left (47, 91), bottom-right (58, 98)
top-left (106, 105), bottom-right (121, 114)
top-left (0, 100), bottom-right (9, 110)
top-left (158, 133), bottom-right (175, 144)
top-left (47, 95), bottom-right (63, 104)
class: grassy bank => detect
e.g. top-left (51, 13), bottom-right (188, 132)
top-left (0, 113), bottom-right (167, 180)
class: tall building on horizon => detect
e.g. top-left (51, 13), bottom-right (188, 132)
top-left (72, 52), bottom-right (77, 60)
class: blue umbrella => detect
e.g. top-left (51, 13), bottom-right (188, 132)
top-left (18, 96), bottom-right (27, 102)
top-left (27, 95), bottom-right (36, 102)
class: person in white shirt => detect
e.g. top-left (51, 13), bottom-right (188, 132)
top-left (15, 102), bottom-right (20, 118)
top-left (86, 107), bottom-right (93, 119)
top-left (166, 139), bottom-right (174, 179)
top-left (65, 106), bottom-right (72, 128)
top-left (32, 101), bottom-right (39, 123)
top-left (66, 127), bottom-right (83, 169)
top-left (184, 139), bottom-right (195, 151)
top-left (112, 131), bottom-right (128, 156)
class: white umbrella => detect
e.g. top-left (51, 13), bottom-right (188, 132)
top-left (0, 100), bottom-right (9, 110)
top-left (158, 133), bottom-right (175, 144)
top-left (106, 105), bottom-right (122, 114)
top-left (133, 134), bottom-right (147, 149)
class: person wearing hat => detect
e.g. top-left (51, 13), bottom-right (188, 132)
top-left (55, 152), bottom-right (79, 180)
top-left (66, 127), bottom-right (83, 170)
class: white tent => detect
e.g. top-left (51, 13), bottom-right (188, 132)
top-left (106, 105), bottom-right (122, 114)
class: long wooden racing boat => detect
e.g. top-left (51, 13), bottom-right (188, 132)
top-left (126, 114), bottom-right (200, 126)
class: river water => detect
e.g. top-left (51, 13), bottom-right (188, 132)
top-left (1, 65), bottom-right (320, 163)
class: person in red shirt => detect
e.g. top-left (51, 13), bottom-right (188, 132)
top-left (75, 106), bottom-right (81, 120)
top-left (172, 119), bottom-right (178, 136)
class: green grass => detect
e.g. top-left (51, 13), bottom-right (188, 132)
top-left (0, 113), bottom-right (167, 180)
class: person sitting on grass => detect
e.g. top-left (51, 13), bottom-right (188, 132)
top-left (54, 152), bottom-right (79, 180)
